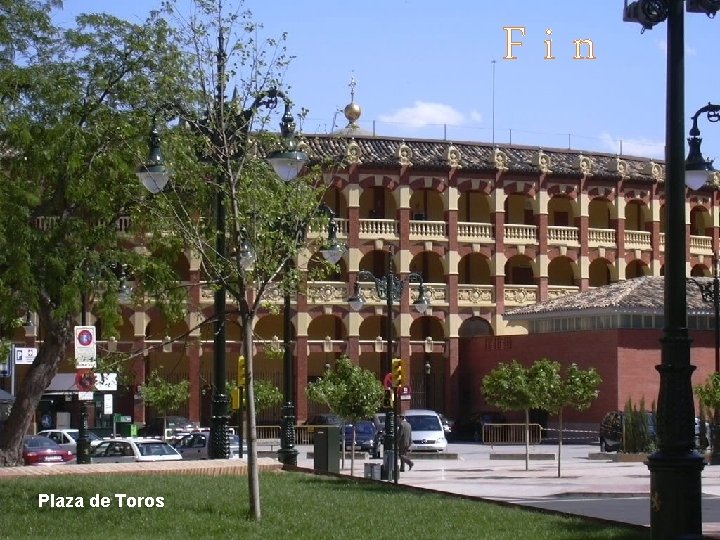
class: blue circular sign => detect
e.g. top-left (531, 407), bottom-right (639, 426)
top-left (77, 329), bottom-right (93, 346)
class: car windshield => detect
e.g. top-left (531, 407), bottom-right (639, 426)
top-left (137, 442), bottom-right (177, 456)
top-left (407, 415), bottom-right (442, 431)
top-left (354, 422), bottom-right (374, 434)
top-left (26, 437), bottom-right (58, 449)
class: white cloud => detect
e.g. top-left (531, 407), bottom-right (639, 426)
top-left (379, 101), bottom-right (465, 128)
top-left (599, 132), bottom-right (664, 159)
top-left (469, 110), bottom-right (483, 123)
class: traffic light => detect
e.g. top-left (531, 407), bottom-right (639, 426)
top-left (237, 356), bottom-right (246, 386)
top-left (392, 358), bottom-right (403, 388)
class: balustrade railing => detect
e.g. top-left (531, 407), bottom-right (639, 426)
top-left (504, 224), bottom-right (537, 243)
top-left (547, 226), bottom-right (579, 245)
top-left (624, 230), bottom-right (651, 249)
top-left (359, 219), bottom-right (398, 237)
top-left (409, 219), bottom-right (447, 239)
top-left (457, 222), bottom-right (494, 242)
top-left (588, 228), bottom-right (616, 247)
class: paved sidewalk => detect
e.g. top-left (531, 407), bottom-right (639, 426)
top-left (300, 443), bottom-right (720, 538)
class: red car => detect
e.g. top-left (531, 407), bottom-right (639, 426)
top-left (23, 435), bottom-right (75, 465)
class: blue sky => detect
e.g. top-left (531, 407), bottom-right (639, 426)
top-left (55, 1), bottom-right (720, 161)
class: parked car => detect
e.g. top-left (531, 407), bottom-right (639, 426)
top-left (23, 435), bottom-right (75, 465)
top-left (405, 409), bottom-right (447, 452)
top-left (344, 420), bottom-right (377, 452)
top-left (91, 438), bottom-right (182, 462)
top-left (174, 431), bottom-right (244, 459)
top-left (452, 411), bottom-right (507, 442)
top-left (599, 410), bottom-right (656, 452)
top-left (37, 429), bottom-right (103, 453)
top-left (438, 414), bottom-right (455, 441)
top-left (138, 416), bottom-right (198, 438)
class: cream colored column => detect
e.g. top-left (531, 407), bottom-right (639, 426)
top-left (444, 186), bottom-right (459, 212)
top-left (578, 191), bottom-right (590, 281)
top-left (616, 196), bottom-right (627, 281)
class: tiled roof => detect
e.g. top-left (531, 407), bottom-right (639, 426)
top-left (300, 133), bottom-right (665, 182)
top-left (503, 276), bottom-right (717, 320)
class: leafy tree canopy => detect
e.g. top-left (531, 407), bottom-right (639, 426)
top-left (306, 356), bottom-right (384, 424)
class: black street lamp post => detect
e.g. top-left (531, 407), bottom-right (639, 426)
top-left (277, 205), bottom-right (346, 467)
top-left (348, 248), bottom-right (429, 483)
top-left (138, 25), bottom-right (308, 460)
top-left (623, 1), bottom-right (719, 537)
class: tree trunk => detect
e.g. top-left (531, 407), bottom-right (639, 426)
top-left (242, 311), bottom-right (261, 521)
top-left (0, 311), bottom-right (73, 466)
top-left (557, 409), bottom-right (563, 478)
top-left (524, 408), bottom-right (530, 471)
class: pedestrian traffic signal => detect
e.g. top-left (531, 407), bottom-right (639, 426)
top-left (383, 388), bottom-right (394, 408)
top-left (392, 358), bottom-right (403, 387)
top-left (237, 356), bottom-right (246, 386)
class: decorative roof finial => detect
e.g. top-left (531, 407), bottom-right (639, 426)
top-left (343, 72), bottom-right (362, 128)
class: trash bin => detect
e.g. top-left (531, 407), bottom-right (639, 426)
top-left (364, 462), bottom-right (382, 480)
top-left (314, 425), bottom-right (340, 473)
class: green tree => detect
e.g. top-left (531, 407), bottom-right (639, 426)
top-left (140, 370), bottom-right (190, 439)
top-left (532, 360), bottom-right (601, 477)
top-left (306, 355), bottom-right (384, 475)
top-left (228, 379), bottom-right (282, 414)
top-left (695, 372), bottom-right (720, 456)
top-left (0, 3), bottom-right (189, 466)
top-left (143, 0), bottom-right (341, 520)
top-left (482, 360), bottom-right (537, 470)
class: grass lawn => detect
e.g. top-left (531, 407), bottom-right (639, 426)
top-left (0, 471), bottom-right (649, 539)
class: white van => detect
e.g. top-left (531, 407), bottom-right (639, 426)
top-left (403, 409), bottom-right (447, 452)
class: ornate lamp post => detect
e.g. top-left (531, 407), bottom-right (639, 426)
top-left (348, 248), bottom-right (429, 483)
top-left (278, 206), bottom-right (346, 467)
top-left (623, 1), bottom-right (719, 537)
top-left (138, 25), bottom-right (308, 459)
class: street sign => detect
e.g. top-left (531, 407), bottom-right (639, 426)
top-left (14, 347), bottom-right (37, 365)
top-left (103, 394), bottom-right (113, 415)
top-left (95, 373), bottom-right (118, 391)
top-left (74, 326), bottom-right (96, 369)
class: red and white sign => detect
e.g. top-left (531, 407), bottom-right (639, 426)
top-left (75, 369), bottom-right (96, 392)
top-left (74, 326), bottom-right (96, 369)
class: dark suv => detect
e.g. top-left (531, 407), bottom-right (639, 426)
top-left (599, 410), bottom-right (656, 452)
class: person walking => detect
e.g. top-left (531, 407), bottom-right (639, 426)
top-left (398, 415), bottom-right (414, 472)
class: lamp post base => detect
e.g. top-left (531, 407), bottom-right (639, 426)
top-left (647, 451), bottom-right (705, 540)
top-left (278, 402), bottom-right (298, 468)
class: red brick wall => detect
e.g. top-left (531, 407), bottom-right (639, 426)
top-left (459, 327), bottom-right (719, 425)
top-left (460, 330), bottom-right (641, 424)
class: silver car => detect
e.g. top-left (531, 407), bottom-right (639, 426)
top-left (91, 438), bottom-right (182, 462)
top-left (174, 431), bottom-right (243, 460)
top-left (37, 429), bottom-right (102, 453)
